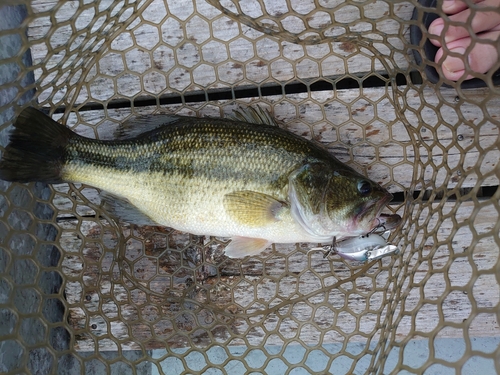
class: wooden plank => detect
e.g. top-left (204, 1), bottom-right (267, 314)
top-left (28, 0), bottom-right (415, 105)
top-left (389, 200), bottom-right (500, 343)
top-left (61, 200), bottom-right (499, 351)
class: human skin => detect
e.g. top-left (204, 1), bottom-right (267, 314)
top-left (428, 0), bottom-right (500, 81)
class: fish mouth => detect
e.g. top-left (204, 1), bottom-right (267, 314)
top-left (355, 191), bottom-right (393, 231)
top-left (369, 192), bottom-right (394, 230)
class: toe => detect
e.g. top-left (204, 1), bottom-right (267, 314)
top-left (428, 0), bottom-right (500, 45)
top-left (467, 31), bottom-right (500, 75)
top-left (429, 18), bottom-right (445, 47)
top-left (435, 46), bottom-right (467, 80)
top-left (441, 0), bottom-right (473, 14)
top-left (435, 31), bottom-right (500, 81)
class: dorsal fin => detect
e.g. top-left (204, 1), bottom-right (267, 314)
top-left (114, 113), bottom-right (183, 139)
top-left (229, 106), bottom-right (280, 127)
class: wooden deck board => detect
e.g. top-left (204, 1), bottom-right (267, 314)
top-left (29, 0), bottom-right (415, 105)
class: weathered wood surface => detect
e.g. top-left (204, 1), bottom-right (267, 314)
top-left (60, 200), bottom-right (499, 351)
top-left (28, 0), bottom-right (415, 105)
top-left (25, 0), bottom-right (500, 356)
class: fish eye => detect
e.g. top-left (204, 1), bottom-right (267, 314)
top-left (357, 180), bottom-right (372, 196)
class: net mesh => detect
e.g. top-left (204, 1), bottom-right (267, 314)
top-left (1, 0), bottom-right (499, 374)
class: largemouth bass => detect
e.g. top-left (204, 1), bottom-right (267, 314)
top-left (0, 106), bottom-right (394, 258)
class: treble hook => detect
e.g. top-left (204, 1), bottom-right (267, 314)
top-left (322, 236), bottom-right (337, 259)
top-left (310, 237), bottom-right (337, 258)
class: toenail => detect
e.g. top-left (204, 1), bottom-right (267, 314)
top-left (442, 47), bottom-right (467, 73)
top-left (428, 19), bottom-right (444, 37)
top-left (442, 0), bottom-right (457, 12)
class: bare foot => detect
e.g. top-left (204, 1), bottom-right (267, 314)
top-left (428, 0), bottom-right (500, 81)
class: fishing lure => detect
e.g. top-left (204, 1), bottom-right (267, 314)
top-left (313, 233), bottom-right (399, 262)
top-left (313, 213), bottom-right (402, 262)
top-left (335, 233), bottom-right (399, 261)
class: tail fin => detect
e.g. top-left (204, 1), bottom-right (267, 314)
top-left (0, 107), bottom-right (74, 183)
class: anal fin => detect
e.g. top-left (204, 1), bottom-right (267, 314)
top-left (224, 237), bottom-right (272, 258)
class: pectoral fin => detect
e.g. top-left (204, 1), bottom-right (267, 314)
top-left (224, 237), bottom-right (272, 258)
top-left (223, 190), bottom-right (287, 227)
